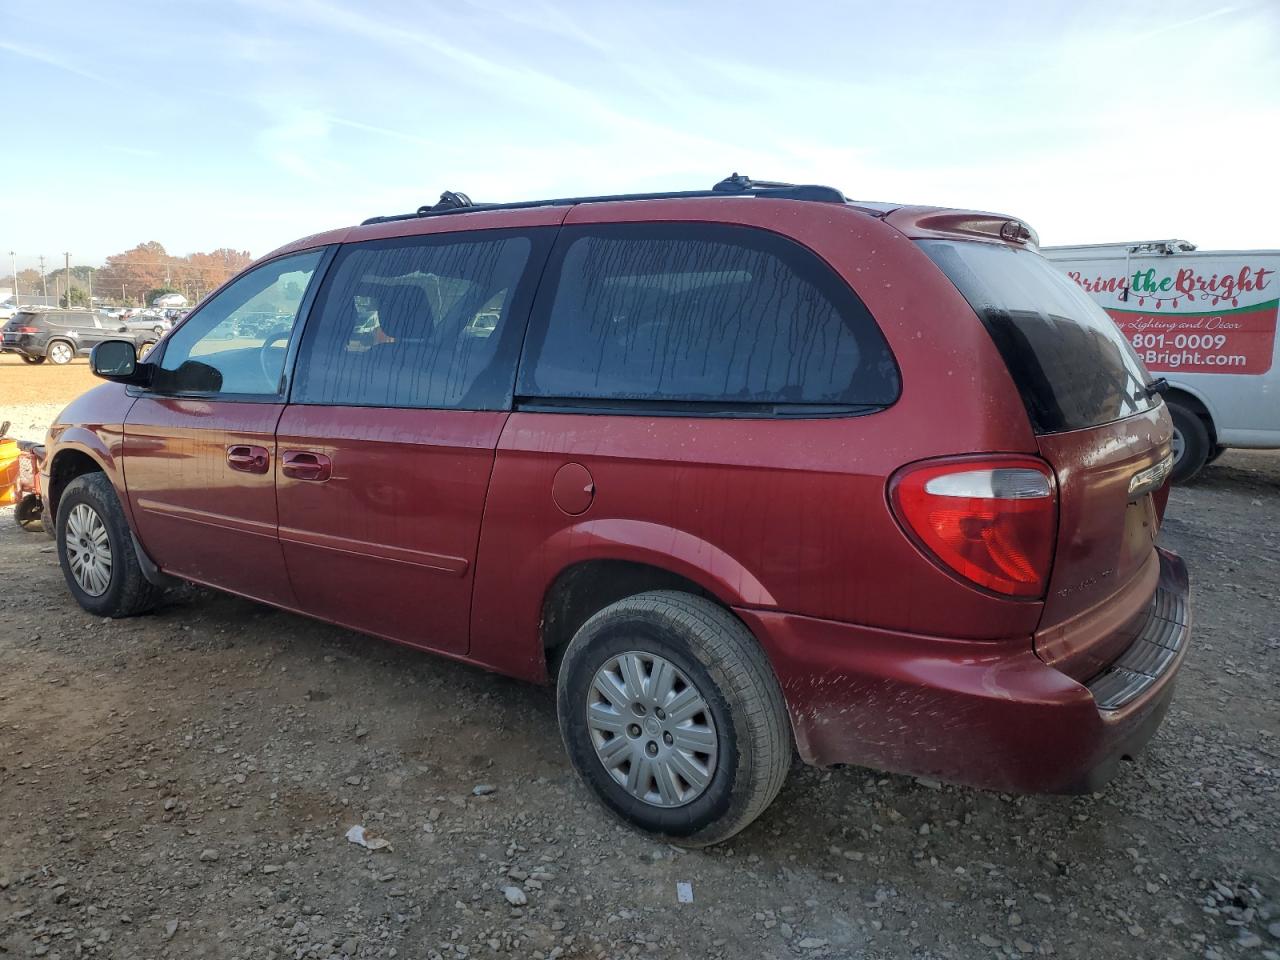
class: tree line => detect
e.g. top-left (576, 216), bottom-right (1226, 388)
top-left (5, 242), bottom-right (253, 308)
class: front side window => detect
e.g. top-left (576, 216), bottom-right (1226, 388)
top-left (517, 223), bottom-right (900, 412)
top-left (150, 250), bottom-right (323, 396)
top-left (291, 230), bottom-right (539, 409)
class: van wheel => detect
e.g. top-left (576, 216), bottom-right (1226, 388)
top-left (47, 340), bottom-right (75, 364)
top-left (556, 590), bottom-right (791, 847)
top-left (56, 473), bottom-right (160, 617)
top-left (1168, 401), bottom-right (1210, 483)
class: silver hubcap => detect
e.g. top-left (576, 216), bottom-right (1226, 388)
top-left (66, 503), bottom-right (112, 596)
top-left (587, 651), bottom-right (718, 807)
top-left (1171, 427), bottom-right (1185, 464)
top-left (50, 342), bottom-right (72, 363)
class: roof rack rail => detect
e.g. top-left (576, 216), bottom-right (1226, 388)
top-left (361, 173), bottom-right (846, 225)
top-left (417, 191), bottom-right (474, 215)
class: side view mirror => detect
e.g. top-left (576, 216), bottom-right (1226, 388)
top-left (91, 339), bottom-right (150, 385)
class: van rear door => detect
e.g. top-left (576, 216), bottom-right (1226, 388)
top-left (920, 239), bottom-right (1173, 679)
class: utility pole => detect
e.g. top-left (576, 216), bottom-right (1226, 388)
top-left (63, 252), bottom-right (71, 306)
top-left (38, 255), bottom-right (47, 300)
top-left (7, 251), bottom-right (16, 307)
top-left (87, 268), bottom-right (93, 306)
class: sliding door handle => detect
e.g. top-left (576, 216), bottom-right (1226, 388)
top-left (281, 450), bottom-right (332, 482)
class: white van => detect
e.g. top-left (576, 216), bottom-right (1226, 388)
top-left (1042, 240), bottom-right (1279, 482)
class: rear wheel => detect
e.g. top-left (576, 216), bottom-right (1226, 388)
top-left (556, 590), bottom-right (791, 846)
top-left (21, 354), bottom-right (45, 365)
top-left (47, 340), bottom-right (75, 365)
top-left (56, 473), bottom-right (160, 617)
top-left (1168, 400), bottom-right (1210, 483)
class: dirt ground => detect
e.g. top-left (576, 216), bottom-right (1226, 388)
top-left (1, 370), bottom-right (1278, 960)
top-left (0, 356), bottom-right (99, 440)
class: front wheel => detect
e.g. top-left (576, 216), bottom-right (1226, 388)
top-left (56, 473), bottom-right (161, 617)
top-left (556, 591), bottom-right (791, 846)
top-left (46, 340), bottom-right (75, 365)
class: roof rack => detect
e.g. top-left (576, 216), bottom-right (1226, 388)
top-left (361, 173), bottom-right (846, 225)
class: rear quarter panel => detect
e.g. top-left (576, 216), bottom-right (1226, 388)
top-left (469, 199), bottom-right (1047, 679)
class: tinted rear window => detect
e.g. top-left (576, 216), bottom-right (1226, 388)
top-left (517, 223), bottom-right (899, 413)
top-left (919, 240), bottom-right (1158, 433)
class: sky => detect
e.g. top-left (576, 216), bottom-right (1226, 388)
top-left (1, 0), bottom-right (1278, 272)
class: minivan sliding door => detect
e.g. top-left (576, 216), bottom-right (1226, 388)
top-left (276, 225), bottom-right (555, 654)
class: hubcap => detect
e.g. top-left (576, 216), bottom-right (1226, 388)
top-left (586, 651), bottom-right (718, 807)
top-left (51, 342), bottom-right (72, 363)
top-left (1171, 427), bottom-right (1185, 465)
top-left (65, 503), bottom-right (112, 596)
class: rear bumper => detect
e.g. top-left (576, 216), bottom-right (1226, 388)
top-left (1, 335), bottom-right (42, 356)
top-left (736, 548), bottom-right (1191, 794)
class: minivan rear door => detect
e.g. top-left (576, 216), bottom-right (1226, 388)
top-left (920, 240), bottom-right (1172, 679)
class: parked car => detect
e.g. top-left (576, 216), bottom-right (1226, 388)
top-left (122, 313), bottom-right (173, 337)
top-left (1043, 240), bottom-right (1280, 482)
top-left (1, 309), bottom-right (157, 364)
top-left (42, 176), bottom-right (1191, 845)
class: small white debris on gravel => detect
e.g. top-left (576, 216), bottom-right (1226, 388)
top-left (502, 885), bottom-right (527, 906)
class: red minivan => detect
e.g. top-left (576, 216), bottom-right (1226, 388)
top-left (43, 176), bottom-right (1190, 845)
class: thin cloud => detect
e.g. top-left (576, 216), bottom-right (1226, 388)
top-left (0, 39), bottom-right (107, 82)
top-left (1132, 4), bottom-right (1239, 41)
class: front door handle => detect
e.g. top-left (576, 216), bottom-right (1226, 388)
top-left (281, 449), bottom-right (332, 482)
top-left (227, 444), bottom-right (270, 474)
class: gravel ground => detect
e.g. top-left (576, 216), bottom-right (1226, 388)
top-left (1, 381), bottom-right (1277, 960)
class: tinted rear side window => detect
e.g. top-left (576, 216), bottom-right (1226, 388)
top-left (293, 229), bottom-right (547, 410)
top-left (517, 223), bottom-right (899, 412)
top-left (919, 240), bottom-right (1158, 433)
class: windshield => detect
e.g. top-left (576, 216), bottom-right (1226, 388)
top-left (920, 239), bottom-right (1159, 434)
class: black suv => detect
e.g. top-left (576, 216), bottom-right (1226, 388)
top-left (1, 310), bottom-right (157, 365)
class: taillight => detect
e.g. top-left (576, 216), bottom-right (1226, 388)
top-left (13, 326), bottom-right (38, 334)
top-left (889, 456), bottom-right (1057, 599)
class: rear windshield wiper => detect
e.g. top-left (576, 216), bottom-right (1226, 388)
top-left (1145, 377), bottom-right (1169, 398)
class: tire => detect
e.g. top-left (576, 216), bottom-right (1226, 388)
top-left (21, 354), bottom-right (45, 365)
top-left (55, 473), bottom-right (160, 617)
top-left (1206, 445), bottom-right (1228, 465)
top-left (46, 339), bottom-right (75, 365)
top-left (556, 590), bottom-right (791, 846)
top-left (15, 495), bottom-right (43, 531)
top-left (138, 340), bottom-right (157, 358)
top-left (1168, 400), bottom-right (1210, 484)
